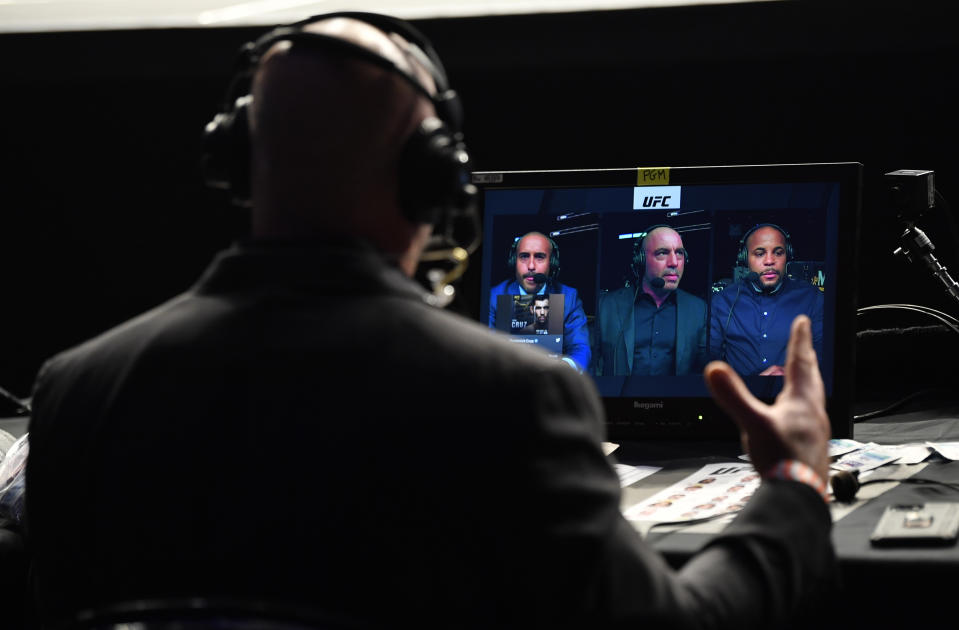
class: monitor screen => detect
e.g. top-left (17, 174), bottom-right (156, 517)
top-left (473, 163), bottom-right (861, 440)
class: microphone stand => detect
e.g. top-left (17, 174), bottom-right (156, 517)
top-left (893, 224), bottom-right (959, 306)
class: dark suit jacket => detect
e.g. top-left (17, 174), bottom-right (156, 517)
top-left (593, 286), bottom-right (708, 376)
top-left (26, 242), bottom-right (836, 628)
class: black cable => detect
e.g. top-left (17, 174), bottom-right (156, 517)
top-left (612, 282), bottom-right (643, 367)
top-left (853, 387), bottom-right (952, 422)
top-left (612, 283), bottom-right (644, 397)
top-left (885, 302), bottom-right (959, 327)
top-left (720, 279), bottom-right (744, 362)
top-left (880, 477), bottom-right (959, 494)
top-left (0, 385), bottom-right (30, 416)
top-left (645, 510), bottom-right (738, 534)
top-left (855, 304), bottom-right (959, 420)
top-left (833, 470), bottom-right (959, 503)
top-left (857, 303), bottom-right (959, 336)
top-left (858, 303), bottom-right (959, 327)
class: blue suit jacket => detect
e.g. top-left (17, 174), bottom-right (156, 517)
top-left (593, 287), bottom-right (707, 376)
top-left (489, 279), bottom-right (591, 370)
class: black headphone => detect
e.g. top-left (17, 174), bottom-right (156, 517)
top-left (736, 223), bottom-right (794, 268)
top-left (507, 232), bottom-right (561, 282)
top-left (630, 224), bottom-right (688, 277)
top-left (201, 11), bottom-right (476, 225)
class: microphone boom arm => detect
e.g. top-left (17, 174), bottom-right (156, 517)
top-left (893, 225), bottom-right (959, 305)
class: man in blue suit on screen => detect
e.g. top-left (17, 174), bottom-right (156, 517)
top-left (489, 231), bottom-right (590, 370)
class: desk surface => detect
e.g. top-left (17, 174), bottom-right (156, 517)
top-left (4, 406), bottom-right (956, 621)
top-left (0, 416), bottom-right (27, 440)
top-left (618, 403), bottom-right (959, 622)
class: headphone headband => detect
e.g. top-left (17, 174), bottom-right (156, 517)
top-left (507, 232), bottom-right (561, 283)
top-left (201, 11), bottom-right (475, 225)
top-left (737, 222), bottom-right (794, 268)
top-left (632, 223), bottom-right (689, 275)
top-left (235, 14), bottom-right (461, 132)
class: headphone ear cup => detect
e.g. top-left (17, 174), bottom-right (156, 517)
top-left (630, 237), bottom-right (646, 280)
top-left (548, 238), bottom-right (560, 281)
top-left (201, 95), bottom-right (252, 204)
top-left (398, 116), bottom-right (474, 225)
top-left (737, 227), bottom-right (792, 268)
top-left (506, 239), bottom-right (517, 272)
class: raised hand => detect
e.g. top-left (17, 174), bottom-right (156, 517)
top-left (703, 314), bottom-right (831, 482)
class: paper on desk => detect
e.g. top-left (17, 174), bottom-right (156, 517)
top-left (831, 443), bottom-right (900, 473)
top-left (829, 438), bottom-right (866, 458)
top-left (927, 441), bottom-right (959, 460)
top-left (738, 438), bottom-right (866, 463)
top-left (881, 443), bottom-right (932, 465)
top-left (615, 464), bottom-right (660, 488)
top-left (622, 463), bottom-right (759, 523)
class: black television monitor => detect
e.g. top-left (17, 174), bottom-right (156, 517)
top-left (473, 162), bottom-right (861, 441)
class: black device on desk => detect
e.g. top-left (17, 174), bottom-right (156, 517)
top-left (473, 162), bottom-right (862, 441)
top-left (870, 502), bottom-right (959, 547)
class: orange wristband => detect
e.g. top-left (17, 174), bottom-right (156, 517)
top-left (767, 460), bottom-right (830, 503)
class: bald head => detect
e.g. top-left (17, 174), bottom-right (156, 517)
top-left (641, 226), bottom-right (686, 303)
top-left (248, 16), bottom-right (438, 272)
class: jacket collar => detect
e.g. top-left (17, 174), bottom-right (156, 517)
top-left (193, 238), bottom-right (433, 305)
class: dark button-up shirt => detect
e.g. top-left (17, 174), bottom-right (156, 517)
top-left (709, 277), bottom-right (824, 375)
top-left (632, 291), bottom-right (678, 376)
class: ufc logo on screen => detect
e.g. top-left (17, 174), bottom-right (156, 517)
top-left (633, 186), bottom-right (681, 210)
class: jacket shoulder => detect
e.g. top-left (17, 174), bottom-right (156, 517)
top-left (677, 287), bottom-right (706, 307)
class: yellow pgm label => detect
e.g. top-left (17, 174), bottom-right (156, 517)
top-left (637, 168), bottom-right (670, 186)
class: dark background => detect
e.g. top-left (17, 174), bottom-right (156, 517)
top-left (2, 0), bottom-right (958, 401)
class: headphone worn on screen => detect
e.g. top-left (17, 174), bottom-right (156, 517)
top-left (507, 233), bottom-right (561, 282)
top-left (201, 11), bottom-right (475, 225)
top-left (725, 222), bottom-right (793, 330)
top-left (736, 222), bottom-right (794, 268)
top-left (631, 224), bottom-right (688, 278)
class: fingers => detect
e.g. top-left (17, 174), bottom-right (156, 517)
top-left (786, 314), bottom-right (811, 359)
top-left (783, 315), bottom-right (824, 399)
top-left (706, 317), bottom-right (830, 480)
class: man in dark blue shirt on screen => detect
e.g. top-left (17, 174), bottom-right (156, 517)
top-left (710, 223), bottom-right (824, 375)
